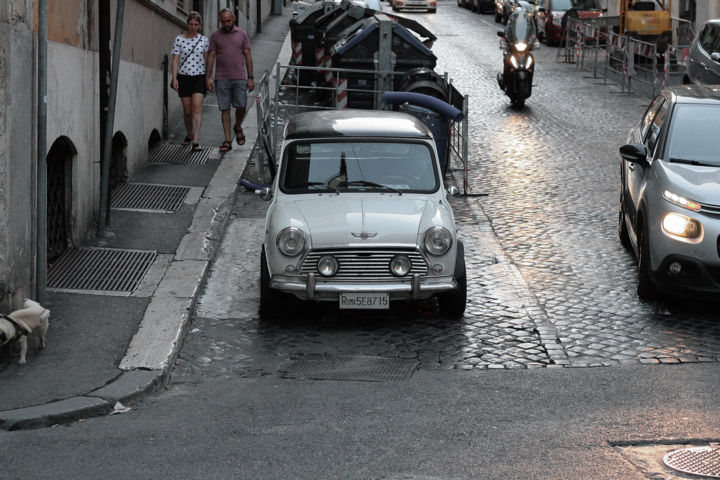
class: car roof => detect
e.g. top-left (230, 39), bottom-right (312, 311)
top-left (284, 109), bottom-right (433, 140)
top-left (664, 85), bottom-right (720, 105)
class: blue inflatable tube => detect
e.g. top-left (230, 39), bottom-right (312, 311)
top-left (239, 179), bottom-right (271, 191)
top-left (382, 92), bottom-right (464, 122)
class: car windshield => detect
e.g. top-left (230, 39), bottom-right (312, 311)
top-left (553, 0), bottom-right (599, 9)
top-left (666, 104), bottom-right (720, 167)
top-left (281, 141), bottom-right (439, 194)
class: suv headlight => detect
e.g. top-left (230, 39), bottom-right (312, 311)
top-left (662, 212), bottom-right (702, 240)
top-left (424, 227), bottom-right (453, 256)
top-left (662, 190), bottom-right (701, 212)
top-left (276, 227), bottom-right (306, 256)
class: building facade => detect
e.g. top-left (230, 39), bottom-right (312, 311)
top-left (0, 0), bottom-right (272, 312)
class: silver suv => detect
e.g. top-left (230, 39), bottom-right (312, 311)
top-left (619, 86), bottom-right (720, 299)
top-left (684, 19), bottom-right (720, 86)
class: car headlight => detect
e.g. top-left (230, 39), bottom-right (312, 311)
top-left (662, 190), bottom-right (701, 212)
top-left (276, 227), bottom-right (306, 256)
top-left (317, 255), bottom-right (338, 277)
top-left (424, 227), bottom-right (453, 256)
top-left (552, 12), bottom-right (562, 25)
top-left (390, 255), bottom-right (412, 277)
top-left (510, 55), bottom-right (520, 69)
top-left (662, 212), bottom-right (702, 240)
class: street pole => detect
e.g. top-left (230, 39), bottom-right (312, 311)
top-left (36, 0), bottom-right (48, 302)
top-left (98, 0), bottom-right (125, 236)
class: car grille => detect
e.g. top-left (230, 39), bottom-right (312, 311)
top-left (300, 248), bottom-right (428, 281)
top-left (699, 201), bottom-right (720, 216)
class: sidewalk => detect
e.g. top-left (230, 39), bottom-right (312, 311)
top-left (0, 9), bottom-right (293, 430)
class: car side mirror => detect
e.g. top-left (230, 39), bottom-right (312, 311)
top-left (619, 143), bottom-right (648, 166)
top-left (447, 185), bottom-right (459, 197)
top-left (711, 52), bottom-right (720, 63)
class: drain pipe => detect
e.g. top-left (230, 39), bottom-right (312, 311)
top-left (36, 0), bottom-right (48, 302)
top-left (98, 0), bottom-right (125, 235)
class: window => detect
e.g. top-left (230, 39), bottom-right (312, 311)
top-left (645, 99), bottom-right (668, 156)
top-left (640, 95), bottom-right (664, 140)
top-left (699, 24), bottom-right (720, 54)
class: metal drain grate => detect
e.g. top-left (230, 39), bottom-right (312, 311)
top-left (282, 354), bottom-right (418, 382)
top-left (111, 183), bottom-right (190, 212)
top-left (664, 447), bottom-right (720, 478)
top-left (203, 93), bottom-right (218, 106)
top-left (148, 144), bottom-right (214, 165)
top-left (47, 247), bottom-right (156, 295)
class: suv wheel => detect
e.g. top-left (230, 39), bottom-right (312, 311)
top-left (618, 193), bottom-right (632, 250)
top-left (636, 225), bottom-right (658, 300)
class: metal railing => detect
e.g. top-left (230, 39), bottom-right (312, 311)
top-left (558, 15), bottom-right (697, 98)
top-left (254, 62), bottom-right (471, 194)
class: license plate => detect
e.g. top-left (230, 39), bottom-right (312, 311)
top-left (339, 292), bottom-right (389, 310)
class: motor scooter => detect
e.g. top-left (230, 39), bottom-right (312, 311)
top-left (497, 7), bottom-right (538, 107)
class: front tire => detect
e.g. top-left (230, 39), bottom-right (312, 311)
top-left (618, 194), bottom-right (632, 250)
top-left (636, 225), bottom-right (658, 300)
top-left (260, 245), bottom-right (284, 319)
top-left (438, 242), bottom-right (467, 318)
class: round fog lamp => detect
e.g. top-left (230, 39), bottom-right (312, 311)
top-left (317, 255), bottom-right (338, 277)
top-left (390, 255), bottom-right (412, 277)
top-left (669, 262), bottom-right (682, 274)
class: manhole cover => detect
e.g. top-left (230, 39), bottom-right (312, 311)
top-left (148, 144), bottom-right (214, 165)
top-left (664, 447), bottom-right (720, 478)
top-left (283, 354), bottom-right (418, 382)
top-left (111, 183), bottom-right (190, 212)
top-left (47, 247), bottom-right (156, 295)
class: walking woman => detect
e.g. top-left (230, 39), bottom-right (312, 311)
top-left (170, 11), bottom-right (209, 152)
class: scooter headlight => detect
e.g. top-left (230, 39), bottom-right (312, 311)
top-left (510, 55), bottom-right (520, 69)
top-left (515, 42), bottom-right (527, 52)
top-left (526, 55), bottom-right (533, 68)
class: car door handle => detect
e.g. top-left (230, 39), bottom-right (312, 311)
top-left (628, 163), bottom-right (635, 171)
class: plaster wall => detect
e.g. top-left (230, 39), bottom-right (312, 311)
top-left (114, 58), bottom-right (168, 174)
top-left (0, 21), bottom-right (34, 310)
top-left (46, 42), bottom-right (99, 248)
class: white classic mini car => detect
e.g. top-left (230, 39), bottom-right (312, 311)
top-left (260, 109), bottom-right (466, 318)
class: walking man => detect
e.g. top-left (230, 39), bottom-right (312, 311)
top-left (206, 8), bottom-right (255, 153)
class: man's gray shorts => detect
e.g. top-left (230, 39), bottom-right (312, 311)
top-left (215, 79), bottom-right (247, 111)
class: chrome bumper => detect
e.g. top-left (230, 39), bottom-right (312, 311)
top-left (270, 273), bottom-right (457, 300)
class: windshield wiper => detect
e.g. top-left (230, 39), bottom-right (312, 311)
top-left (668, 158), bottom-right (714, 166)
top-left (344, 180), bottom-right (402, 195)
top-left (295, 181), bottom-right (340, 195)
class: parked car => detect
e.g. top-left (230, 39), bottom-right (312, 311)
top-left (618, 85), bottom-right (720, 299)
top-left (260, 109), bottom-right (467, 318)
top-left (534, 0), bottom-right (603, 45)
top-left (470, 0), bottom-right (495, 13)
top-left (684, 19), bottom-right (720, 86)
top-left (391, 0), bottom-right (437, 13)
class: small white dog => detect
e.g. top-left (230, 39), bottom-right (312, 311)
top-left (0, 299), bottom-right (50, 365)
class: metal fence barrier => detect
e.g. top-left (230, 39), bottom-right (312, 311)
top-left (557, 15), bottom-right (696, 98)
top-left (254, 63), bottom-right (471, 193)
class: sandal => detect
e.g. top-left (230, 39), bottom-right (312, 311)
top-left (234, 127), bottom-right (246, 146)
top-left (182, 136), bottom-right (192, 146)
top-left (192, 143), bottom-right (204, 152)
top-left (219, 140), bottom-right (232, 153)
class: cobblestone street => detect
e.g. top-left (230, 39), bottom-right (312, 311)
top-left (174, 3), bottom-right (720, 384)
